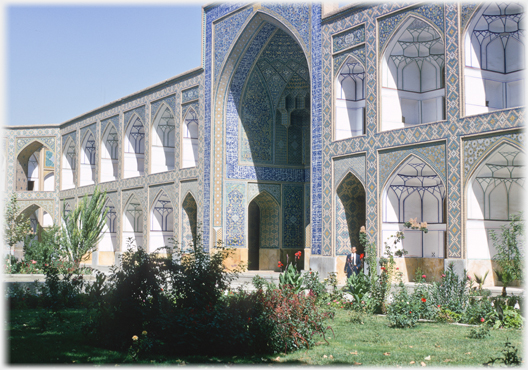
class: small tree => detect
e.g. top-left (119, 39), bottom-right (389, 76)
top-left (4, 193), bottom-right (33, 258)
top-left (61, 187), bottom-right (108, 269)
top-left (490, 213), bottom-right (524, 297)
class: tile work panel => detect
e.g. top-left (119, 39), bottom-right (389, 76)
top-left (463, 131), bottom-right (524, 183)
top-left (225, 182), bottom-right (246, 248)
top-left (333, 46), bottom-right (366, 78)
top-left (334, 154), bottom-right (366, 188)
top-left (282, 184), bottom-right (304, 249)
top-left (252, 191), bottom-right (280, 249)
top-left (247, 182), bottom-right (281, 205)
top-left (333, 24), bottom-right (365, 53)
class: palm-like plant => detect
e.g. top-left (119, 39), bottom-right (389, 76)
top-left (473, 270), bottom-right (489, 293)
top-left (61, 187), bottom-right (108, 269)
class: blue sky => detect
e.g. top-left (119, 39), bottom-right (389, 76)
top-left (6, 4), bottom-right (203, 126)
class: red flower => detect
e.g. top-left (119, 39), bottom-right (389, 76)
top-left (381, 267), bottom-right (386, 271)
top-left (437, 305), bottom-right (441, 308)
top-left (422, 274), bottom-right (426, 278)
top-left (295, 251), bottom-right (302, 259)
top-left (360, 253), bottom-right (364, 260)
top-left (278, 261), bottom-right (284, 268)
top-left (480, 317), bottom-right (485, 323)
top-left (409, 311), bottom-right (412, 314)
top-left (421, 298), bottom-right (426, 303)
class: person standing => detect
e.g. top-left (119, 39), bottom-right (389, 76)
top-left (345, 246), bottom-right (362, 278)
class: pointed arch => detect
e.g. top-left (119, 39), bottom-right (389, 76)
top-left (381, 16), bottom-right (445, 131)
top-left (124, 114), bottom-right (145, 178)
top-left (150, 189), bottom-right (175, 252)
top-left (382, 155), bottom-right (446, 258)
top-left (465, 141), bottom-right (525, 273)
top-left (151, 104), bottom-right (175, 173)
top-left (61, 136), bottom-right (76, 190)
top-left (463, 2), bottom-right (524, 116)
top-left (247, 190), bottom-right (280, 270)
top-left (335, 55), bottom-right (365, 140)
top-left (80, 132), bottom-right (96, 186)
top-left (101, 123), bottom-right (119, 182)
top-left (16, 140), bottom-right (54, 192)
top-left (122, 194), bottom-right (144, 250)
top-left (98, 198), bottom-right (118, 261)
top-left (181, 192), bottom-right (198, 251)
top-left (335, 172), bottom-right (366, 256)
top-left (16, 204), bottom-right (54, 248)
top-left (181, 107), bottom-right (199, 169)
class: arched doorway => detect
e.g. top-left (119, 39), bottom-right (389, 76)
top-left (336, 172), bottom-right (366, 256)
top-left (247, 191), bottom-right (280, 271)
top-left (181, 192), bottom-right (198, 252)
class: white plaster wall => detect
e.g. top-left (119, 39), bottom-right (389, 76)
top-left (124, 153), bottom-right (145, 178)
top-left (151, 146), bottom-right (174, 173)
top-left (43, 173), bottom-right (54, 191)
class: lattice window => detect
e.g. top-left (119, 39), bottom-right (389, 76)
top-left (127, 118), bottom-right (145, 154)
top-left (474, 149), bottom-right (525, 220)
top-left (126, 203), bottom-right (143, 232)
top-left (153, 199), bottom-right (173, 232)
top-left (105, 127), bottom-right (118, 159)
top-left (155, 108), bottom-right (175, 148)
top-left (105, 205), bottom-right (117, 233)
top-left (337, 60), bottom-right (365, 101)
top-left (469, 3), bottom-right (524, 73)
top-left (384, 160), bottom-right (445, 223)
top-left (84, 136), bottom-right (96, 165)
top-left (66, 144), bottom-right (76, 170)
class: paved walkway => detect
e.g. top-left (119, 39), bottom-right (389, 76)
top-left (5, 271), bottom-right (524, 297)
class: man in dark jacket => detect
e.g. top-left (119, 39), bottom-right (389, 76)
top-left (345, 246), bottom-right (362, 278)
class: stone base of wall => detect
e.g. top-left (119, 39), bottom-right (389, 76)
top-left (259, 249), bottom-right (280, 271)
top-left (394, 258), bottom-right (444, 283)
top-left (466, 259), bottom-right (522, 287)
top-left (309, 256), bottom-right (337, 280)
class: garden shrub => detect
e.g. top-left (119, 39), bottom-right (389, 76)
top-left (463, 297), bottom-right (495, 325)
top-left (302, 269), bottom-right (327, 300)
top-left (387, 282), bottom-right (420, 328)
top-left (436, 308), bottom-right (462, 323)
top-left (411, 274), bottom-right (438, 320)
top-left (430, 263), bottom-right (470, 314)
top-left (257, 287), bottom-right (334, 353)
top-left (468, 325), bottom-right (490, 339)
top-left (82, 242), bottom-right (333, 357)
top-left (346, 271), bottom-right (371, 310)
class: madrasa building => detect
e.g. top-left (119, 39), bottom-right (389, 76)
top-left (3, 2), bottom-right (524, 285)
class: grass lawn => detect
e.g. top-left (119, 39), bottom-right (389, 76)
top-left (7, 308), bottom-right (523, 365)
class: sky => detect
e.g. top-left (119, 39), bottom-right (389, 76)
top-left (5, 3), bottom-right (203, 126)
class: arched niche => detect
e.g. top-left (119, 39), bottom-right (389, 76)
top-left (181, 108), bottom-right (198, 169)
top-left (335, 172), bottom-right (366, 255)
top-left (16, 141), bottom-right (55, 192)
top-left (61, 137), bottom-right (76, 190)
top-left (335, 56), bottom-right (365, 140)
top-left (80, 132), bottom-right (96, 186)
top-left (151, 105), bottom-right (175, 173)
top-left (122, 195), bottom-right (143, 250)
top-left (181, 192), bottom-right (198, 251)
top-left (247, 190), bottom-right (280, 271)
top-left (150, 190), bottom-right (174, 252)
top-left (382, 156), bottom-right (446, 258)
top-left (466, 142), bottom-right (525, 261)
top-left (15, 204), bottom-right (54, 258)
top-left (381, 17), bottom-right (445, 131)
top-left (99, 199), bottom-right (118, 263)
top-left (124, 115), bottom-right (145, 179)
top-left (101, 124), bottom-right (119, 182)
top-left (464, 3), bottom-right (524, 116)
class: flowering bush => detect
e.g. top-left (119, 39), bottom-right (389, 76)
top-left (387, 282), bottom-right (420, 328)
top-left (430, 263), bottom-right (471, 314)
top-left (302, 269), bottom-right (327, 301)
top-left (257, 287), bottom-right (334, 353)
top-left (278, 253), bottom-right (303, 294)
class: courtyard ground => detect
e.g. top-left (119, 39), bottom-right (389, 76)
top-left (7, 307), bottom-right (523, 365)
